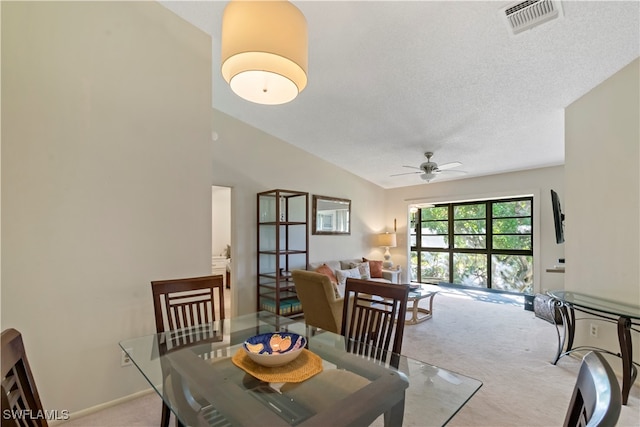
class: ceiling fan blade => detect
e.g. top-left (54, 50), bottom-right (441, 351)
top-left (439, 169), bottom-right (467, 175)
top-left (437, 161), bottom-right (462, 170)
top-left (390, 171), bottom-right (422, 177)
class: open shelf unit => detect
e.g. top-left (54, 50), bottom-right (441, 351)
top-left (257, 189), bottom-right (308, 317)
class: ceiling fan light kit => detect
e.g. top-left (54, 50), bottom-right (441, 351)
top-left (421, 173), bottom-right (437, 182)
top-left (221, 0), bottom-right (308, 105)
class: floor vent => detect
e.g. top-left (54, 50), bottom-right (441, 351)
top-left (500, 0), bottom-right (563, 35)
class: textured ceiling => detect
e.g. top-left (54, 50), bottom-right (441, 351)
top-left (160, 1), bottom-right (639, 189)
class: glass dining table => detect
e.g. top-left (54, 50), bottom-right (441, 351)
top-left (547, 290), bottom-right (640, 405)
top-left (119, 312), bottom-right (481, 426)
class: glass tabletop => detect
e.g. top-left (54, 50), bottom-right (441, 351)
top-left (120, 312), bottom-right (481, 427)
top-left (548, 290), bottom-right (640, 319)
top-left (407, 283), bottom-right (440, 298)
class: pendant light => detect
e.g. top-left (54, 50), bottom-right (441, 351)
top-left (221, 0), bottom-right (308, 105)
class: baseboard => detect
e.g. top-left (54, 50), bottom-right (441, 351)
top-left (52, 388), bottom-right (156, 426)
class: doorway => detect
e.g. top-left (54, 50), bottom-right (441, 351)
top-left (212, 185), bottom-right (231, 316)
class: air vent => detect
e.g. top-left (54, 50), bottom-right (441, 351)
top-left (500, 0), bottom-right (563, 35)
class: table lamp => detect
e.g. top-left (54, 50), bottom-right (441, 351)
top-left (376, 232), bottom-right (397, 269)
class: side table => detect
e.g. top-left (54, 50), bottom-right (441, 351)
top-left (382, 268), bottom-right (402, 284)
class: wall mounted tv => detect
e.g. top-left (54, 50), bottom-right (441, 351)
top-left (550, 189), bottom-right (565, 244)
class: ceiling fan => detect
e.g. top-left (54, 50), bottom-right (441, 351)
top-left (391, 152), bottom-right (465, 183)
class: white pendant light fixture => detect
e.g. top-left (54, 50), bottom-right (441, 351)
top-left (221, 0), bottom-right (308, 105)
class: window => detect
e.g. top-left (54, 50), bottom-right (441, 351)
top-left (410, 197), bottom-right (533, 294)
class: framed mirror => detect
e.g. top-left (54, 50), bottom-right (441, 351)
top-left (312, 195), bottom-right (351, 235)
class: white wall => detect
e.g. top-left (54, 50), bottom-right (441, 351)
top-left (565, 58), bottom-right (640, 362)
top-left (385, 166), bottom-right (566, 292)
top-left (1, 1), bottom-right (212, 415)
top-left (210, 110), bottom-right (387, 316)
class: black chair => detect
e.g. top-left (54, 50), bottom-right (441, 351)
top-left (1, 328), bottom-right (48, 427)
top-left (341, 278), bottom-right (409, 368)
top-left (150, 275), bottom-right (226, 427)
top-left (563, 351), bottom-right (622, 427)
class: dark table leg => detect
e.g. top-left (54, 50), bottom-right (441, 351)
top-left (617, 316), bottom-right (636, 405)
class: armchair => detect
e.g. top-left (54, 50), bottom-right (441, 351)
top-left (292, 270), bottom-right (343, 333)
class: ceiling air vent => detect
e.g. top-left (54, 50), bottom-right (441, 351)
top-left (500, 0), bottom-right (563, 35)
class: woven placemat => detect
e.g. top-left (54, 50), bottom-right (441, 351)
top-left (231, 348), bottom-right (323, 383)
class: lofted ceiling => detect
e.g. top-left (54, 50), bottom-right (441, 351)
top-left (160, 1), bottom-right (639, 189)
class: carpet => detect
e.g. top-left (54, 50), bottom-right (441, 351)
top-left (400, 287), bottom-right (639, 426)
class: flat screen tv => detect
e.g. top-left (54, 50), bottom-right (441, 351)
top-left (550, 189), bottom-right (565, 244)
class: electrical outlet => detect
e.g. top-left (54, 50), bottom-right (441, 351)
top-left (589, 324), bottom-right (598, 338)
top-left (121, 348), bottom-right (133, 367)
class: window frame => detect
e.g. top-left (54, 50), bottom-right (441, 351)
top-left (411, 196), bottom-right (534, 291)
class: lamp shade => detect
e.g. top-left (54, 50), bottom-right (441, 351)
top-left (376, 232), bottom-right (397, 248)
top-left (221, 0), bottom-right (308, 105)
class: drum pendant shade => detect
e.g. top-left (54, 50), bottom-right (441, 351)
top-left (221, 1), bottom-right (308, 105)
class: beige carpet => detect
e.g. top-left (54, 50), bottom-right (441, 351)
top-left (402, 288), bottom-right (639, 426)
top-left (63, 288), bottom-right (640, 426)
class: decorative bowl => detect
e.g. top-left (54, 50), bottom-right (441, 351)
top-left (243, 332), bottom-right (306, 367)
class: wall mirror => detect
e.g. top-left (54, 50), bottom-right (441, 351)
top-left (312, 195), bottom-right (351, 235)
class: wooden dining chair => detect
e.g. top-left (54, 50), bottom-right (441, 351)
top-left (341, 278), bottom-right (409, 369)
top-left (563, 351), bottom-right (621, 427)
top-left (1, 328), bottom-right (48, 427)
top-left (150, 274), bottom-right (226, 427)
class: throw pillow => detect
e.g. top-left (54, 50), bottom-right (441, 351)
top-left (335, 267), bottom-right (361, 286)
top-left (314, 263), bottom-right (338, 284)
top-left (314, 264), bottom-right (340, 299)
top-left (326, 280), bottom-right (340, 299)
top-left (349, 262), bottom-right (371, 280)
top-left (362, 258), bottom-right (384, 278)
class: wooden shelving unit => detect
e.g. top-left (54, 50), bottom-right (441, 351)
top-left (257, 189), bottom-right (308, 317)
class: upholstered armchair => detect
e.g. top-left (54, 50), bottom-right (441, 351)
top-left (292, 270), bottom-right (343, 333)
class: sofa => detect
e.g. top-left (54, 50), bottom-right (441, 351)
top-left (308, 258), bottom-right (400, 297)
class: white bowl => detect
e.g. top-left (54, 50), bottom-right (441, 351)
top-left (243, 332), bottom-right (306, 367)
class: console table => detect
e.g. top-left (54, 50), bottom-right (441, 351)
top-left (547, 290), bottom-right (640, 405)
top-left (212, 256), bottom-right (229, 287)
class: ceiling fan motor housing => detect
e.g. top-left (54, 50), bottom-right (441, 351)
top-left (420, 161), bottom-right (440, 174)
top-left (389, 150), bottom-right (463, 183)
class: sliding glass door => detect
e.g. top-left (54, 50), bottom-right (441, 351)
top-left (410, 197), bottom-right (533, 294)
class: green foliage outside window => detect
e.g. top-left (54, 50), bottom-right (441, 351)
top-left (410, 197), bottom-right (533, 293)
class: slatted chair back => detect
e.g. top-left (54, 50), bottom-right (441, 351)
top-left (341, 278), bottom-right (409, 368)
top-left (1, 328), bottom-right (48, 427)
top-left (151, 274), bottom-right (225, 331)
top-left (563, 351), bottom-right (621, 427)
top-left (150, 275), bottom-right (226, 427)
